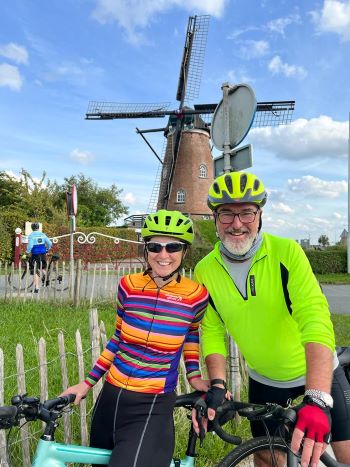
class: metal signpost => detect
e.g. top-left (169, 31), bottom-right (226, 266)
top-left (66, 184), bottom-right (78, 291)
top-left (211, 82), bottom-right (257, 175)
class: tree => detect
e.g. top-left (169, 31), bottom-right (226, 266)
top-left (318, 234), bottom-right (330, 247)
top-left (50, 174), bottom-right (128, 227)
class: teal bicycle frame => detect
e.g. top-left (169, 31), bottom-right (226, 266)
top-left (32, 438), bottom-right (197, 466)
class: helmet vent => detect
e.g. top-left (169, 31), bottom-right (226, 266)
top-left (213, 181), bottom-right (220, 194)
top-left (165, 215), bottom-right (171, 225)
top-left (240, 174), bottom-right (247, 192)
top-left (176, 219), bottom-right (183, 226)
top-left (254, 179), bottom-right (260, 190)
top-left (154, 215), bottom-right (159, 224)
top-left (224, 175), bottom-right (233, 193)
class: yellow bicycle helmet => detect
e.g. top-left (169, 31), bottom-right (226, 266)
top-left (208, 172), bottom-right (267, 210)
top-left (141, 210), bottom-right (194, 245)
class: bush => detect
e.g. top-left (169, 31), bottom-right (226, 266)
top-left (0, 218), bottom-right (12, 261)
top-left (305, 249), bottom-right (347, 274)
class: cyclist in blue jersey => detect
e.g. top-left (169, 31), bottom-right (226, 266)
top-left (26, 222), bottom-right (52, 293)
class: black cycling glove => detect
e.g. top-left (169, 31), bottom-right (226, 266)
top-left (205, 386), bottom-right (226, 412)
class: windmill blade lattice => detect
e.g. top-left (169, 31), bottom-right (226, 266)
top-left (176, 15), bottom-right (210, 105)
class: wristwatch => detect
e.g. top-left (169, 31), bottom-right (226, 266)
top-left (304, 389), bottom-right (333, 408)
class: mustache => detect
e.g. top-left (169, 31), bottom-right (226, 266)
top-left (224, 228), bottom-right (249, 234)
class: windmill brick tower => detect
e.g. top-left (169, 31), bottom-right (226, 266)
top-left (85, 15), bottom-right (295, 224)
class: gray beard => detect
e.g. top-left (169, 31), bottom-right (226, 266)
top-left (220, 232), bottom-right (263, 261)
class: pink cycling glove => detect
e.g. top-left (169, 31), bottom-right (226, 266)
top-left (295, 402), bottom-right (331, 443)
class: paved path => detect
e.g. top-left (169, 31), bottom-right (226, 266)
top-left (322, 284), bottom-right (350, 314)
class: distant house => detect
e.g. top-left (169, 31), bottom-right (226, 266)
top-left (340, 229), bottom-right (348, 246)
top-left (300, 238), bottom-right (311, 249)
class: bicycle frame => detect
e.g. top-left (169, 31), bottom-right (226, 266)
top-left (32, 439), bottom-right (111, 466)
top-left (32, 438), bottom-right (197, 466)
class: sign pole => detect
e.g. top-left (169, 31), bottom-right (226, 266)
top-left (348, 112), bottom-right (350, 273)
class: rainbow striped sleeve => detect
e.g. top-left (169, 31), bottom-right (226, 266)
top-left (84, 298), bottom-right (124, 387)
top-left (183, 287), bottom-right (208, 381)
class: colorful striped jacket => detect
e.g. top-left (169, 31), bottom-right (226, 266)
top-left (85, 273), bottom-right (209, 393)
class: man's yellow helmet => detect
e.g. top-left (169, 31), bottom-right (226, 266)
top-left (207, 172), bottom-right (267, 211)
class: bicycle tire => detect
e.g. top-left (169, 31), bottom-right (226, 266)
top-left (49, 266), bottom-right (69, 291)
top-left (7, 268), bottom-right (33, 291)
top-left (217, 436), bottom-right (297, 467)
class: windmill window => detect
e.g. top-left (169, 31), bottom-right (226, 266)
top-left (176, 189), bottom-right (186, 203)
top-left (199, 164), bottom-right (208, 178)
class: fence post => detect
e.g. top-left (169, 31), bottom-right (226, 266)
top-left (58, 332), bottom-right (72, 443)
top-left (74, 259), bottom-right (82, 307)
top-left (76, 330), bottom-right (89, 445)
top-left (0, 348), bottom-right (10, 467)
top-left (89, 308), bottom-right (102, 404)
top-left (16, 344), bottom-right (31, 467)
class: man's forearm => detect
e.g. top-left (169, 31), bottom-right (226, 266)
top-left (205, 353), bottom-right (227, 382)
top-left (305, 342), bottom-right (333, 392)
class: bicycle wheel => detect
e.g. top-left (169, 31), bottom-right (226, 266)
top-left (7, 266), bottom-right (33, 291)
top-left (217, 437), bottom-right (297, 467)
top-left (49, 264), bottom-right (70, 291)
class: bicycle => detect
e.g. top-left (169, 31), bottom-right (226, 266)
top-left (215, 345), bottom-right (350, 467)
top-left (7, 253), bottom-right (69, 292)
top-left (1, 348), bottom-right (349, 466)
top-left (0, 391), bottom-right (240, 466)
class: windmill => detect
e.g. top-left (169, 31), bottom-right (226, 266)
top-left (85, 15), bottom-right (295, 220)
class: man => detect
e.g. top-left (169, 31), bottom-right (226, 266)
top-left (193, 171), bottom-right (350, 466)
top-left (26, 222), bottom-right (52, 293)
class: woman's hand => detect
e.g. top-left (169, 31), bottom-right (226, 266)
top-left (60, 381), bottom-right (90, 405)
top-left (188, 377), bottom-right (210, 392)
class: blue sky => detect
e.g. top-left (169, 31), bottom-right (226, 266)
top-left (1, 0), bottom-right (349, 244)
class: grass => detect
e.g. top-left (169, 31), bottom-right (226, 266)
top-left (1, 300), bottom-right (350, 466)
top-left (316, 273), bottom-right (350, 284)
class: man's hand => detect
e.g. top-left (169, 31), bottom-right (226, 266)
top-left (291, 401), bottom-right (331, 467)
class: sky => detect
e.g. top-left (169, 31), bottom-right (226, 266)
top-left (0, 0), bottom-right (350, 245)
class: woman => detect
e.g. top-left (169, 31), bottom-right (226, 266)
top-left (61, 209), bottom-right (209, 467)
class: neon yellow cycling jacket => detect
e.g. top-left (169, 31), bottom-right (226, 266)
top-left (194, 233), bottom-right (335, 382)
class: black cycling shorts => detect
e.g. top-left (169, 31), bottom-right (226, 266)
top-left (90, 381), bottom-right (176, 467)
top-left (248, 365), bottom-right (350, 442)
top-left (29, 254), bottom-right (47, 274)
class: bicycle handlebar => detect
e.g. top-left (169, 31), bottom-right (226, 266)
top-left (1, 391), bottom-right (299, 448)
top-left (0, 394), bottom-right (76, 430)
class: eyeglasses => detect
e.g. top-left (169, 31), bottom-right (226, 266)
top-left (146, 242), bottom-right (185, 253)
top-left (217, 210), bottom-right (259, 224)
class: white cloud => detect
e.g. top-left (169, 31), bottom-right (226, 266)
top-left (0, 43), bottom-right (28, 64)
top-left (124, 192), bottom-right (136, 204)
top-left (305, 204), bottom-right (313, 211)
top-left (267, 13), bottom-right (301, 36)
top-left (239, 40), bottom-right (269, 59)
top-left (311, 0), bottom-right (350, 42)
top-left (287, 175), bottom-right (347, 198)
top-left (249, 115), bottom-right (347, 160)
top-left (91, 0), bottom-right (227, 44)
top-left (270, 202), bottom-right (294, 213)
top-left (226, 68), bottom-right (255, 84)
top-left (268, 55), bottom-right (307, 79)
top-left (70, 149), bottom-right (95, 164)
top-left (0, 63), bottom-right (23, 90)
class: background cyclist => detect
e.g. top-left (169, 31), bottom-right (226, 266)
top-left (25, 222), bottom-right (52, 293)
top-left (193, 171), bottom-right (350, 466)
top-left (61, 209), bottom-right (209, 467)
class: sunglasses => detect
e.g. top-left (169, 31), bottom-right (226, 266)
top-left (146, 242), bottom-right (185, 253)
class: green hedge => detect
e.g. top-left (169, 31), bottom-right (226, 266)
top-left (305, 249), bottom-right (347, 274)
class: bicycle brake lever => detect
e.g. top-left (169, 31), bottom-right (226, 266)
top-left (194, 398), bottom-right (207, 447)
